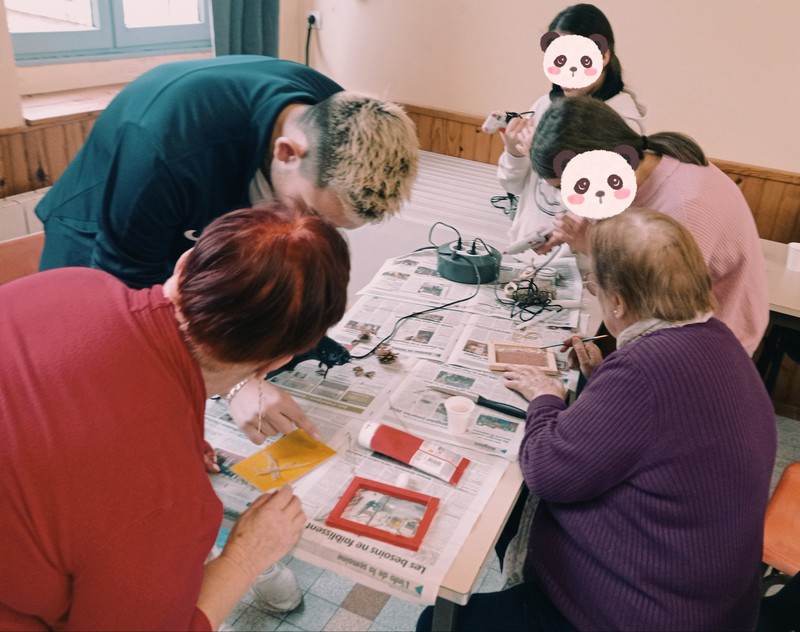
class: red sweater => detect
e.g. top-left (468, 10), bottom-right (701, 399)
top-left (0, 269), bottom-right (220, 631)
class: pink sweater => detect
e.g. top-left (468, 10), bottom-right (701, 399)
top-left (634, 155), bottom-right (768, 355)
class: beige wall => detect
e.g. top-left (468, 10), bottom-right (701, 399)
top-left (2, 0), bottom-right (797, 172)
top-left (282, 0), bottom-right (800, 173)
top-left (0, 0), bottom-right (23, 129)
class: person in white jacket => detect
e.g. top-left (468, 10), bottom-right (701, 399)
top-left (498, 4), bottom-right (647, 256)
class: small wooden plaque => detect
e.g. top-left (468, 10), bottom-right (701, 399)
top-left (488, 341), bottom-right (559, 374)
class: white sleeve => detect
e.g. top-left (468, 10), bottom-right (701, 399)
top-left (497, 152), bottom-right (533, 195)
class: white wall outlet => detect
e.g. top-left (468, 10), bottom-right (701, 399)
top-left (307, 11), bottom-right (322, 30)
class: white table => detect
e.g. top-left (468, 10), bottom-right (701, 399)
top-left (344, 152), bottom-right (607, 629)
top-left (761, 239), bottom-right (800, 323)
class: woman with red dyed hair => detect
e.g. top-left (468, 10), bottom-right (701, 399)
top-left (0, 203), bottom-right (349, 631)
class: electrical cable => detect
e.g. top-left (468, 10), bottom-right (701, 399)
top-left (492, 244), bottom-right (567, 322)
top-left (507, 110), bottom-right (535, 119)
top-left (349, 225), bottom-right (483, 361)
top-left (304, 17), bottom-right (314, 66)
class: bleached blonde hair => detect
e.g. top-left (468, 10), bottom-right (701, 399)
top-left (298, 92), bottom-right (419, 222)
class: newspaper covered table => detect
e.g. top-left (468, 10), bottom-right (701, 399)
top-left (205, 247), bottom-right (592, 606)
top-left (205, 380), bottom-right (509, 604)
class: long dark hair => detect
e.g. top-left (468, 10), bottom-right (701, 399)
top-left (531, 97), bottom-right (708, 180)
top-left (547, 4), bottom-right (624, 101)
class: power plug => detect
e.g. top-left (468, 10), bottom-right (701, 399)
top-left (307, 11), bottom-right (322, 29)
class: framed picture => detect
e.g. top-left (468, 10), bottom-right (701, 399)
top-left (488, 341), bottom-right (559, 374)
top-left (325, 477), bottom-right (439, 551)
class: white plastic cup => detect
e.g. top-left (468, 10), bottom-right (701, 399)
top-left (786, 242), bottom-right (800, 271)
top-left (444, 396), bottom-right (475, 434)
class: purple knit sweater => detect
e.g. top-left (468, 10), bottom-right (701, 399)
top-left (521, 319), bottom-right (776, 631)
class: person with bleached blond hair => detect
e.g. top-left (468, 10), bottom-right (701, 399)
top-left (37, 56), bottom-right (419, 287)
top-left (35, 54), bottom-right (419, 615)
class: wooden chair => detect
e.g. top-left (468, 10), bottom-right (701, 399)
top-left (0, 232), bottom-right (45, 286)
top-left (758, 462), bottom-right (800, 631)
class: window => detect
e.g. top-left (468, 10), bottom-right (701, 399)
top-left (6, 0), bottom-right (212, 64)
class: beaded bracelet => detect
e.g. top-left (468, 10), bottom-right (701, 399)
top-left (225, 378), bottom-right (249, 404)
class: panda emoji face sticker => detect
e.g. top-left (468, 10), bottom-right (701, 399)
top-left (541, 32), bottom-right (608, 90)
top-left (554, 146), bottom-right (639, 219)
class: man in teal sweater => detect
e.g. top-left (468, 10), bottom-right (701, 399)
top-left (37, 55), bottom-right (418, 287)
top-left (36, 54), bottom-right (419, 614)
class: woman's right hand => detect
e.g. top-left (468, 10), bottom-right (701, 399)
top-left (562, 336), bottom-right (603, 378)
top-left (500, 117), bottom-right (534, 158)
top-left (220, 485), bottom-right (306, 578)
top-left (228, 380), bottom-right (321, 444)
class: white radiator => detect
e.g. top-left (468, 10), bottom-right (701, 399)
top-left (0, 187), bottom-right (49, 241)
top-left (400, 150), bottom-right (511, 248)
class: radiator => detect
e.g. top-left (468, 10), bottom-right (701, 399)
top-left (401, 150), bottom-right (511, 248)
top-left (0, 188), bottom-right (49, 241)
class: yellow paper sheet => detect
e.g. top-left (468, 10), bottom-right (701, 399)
top-left (231, 429), bottom-right (336, 492)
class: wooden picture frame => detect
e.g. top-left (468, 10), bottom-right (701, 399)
top-left (488, 341), bottom-right (559, 374)
top-left (325, 477), bottom-right (439, 551)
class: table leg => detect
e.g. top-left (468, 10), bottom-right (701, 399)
top-left (431, 596), bottom-right (460, 631)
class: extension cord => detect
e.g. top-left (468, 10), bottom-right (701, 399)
top-left (436, 239), bottom-right (501, 284)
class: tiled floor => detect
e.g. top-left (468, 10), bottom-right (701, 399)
top-left (222, 553), bottom-right (503, 632)
top-left (223, 414), bottom-right (800, 632)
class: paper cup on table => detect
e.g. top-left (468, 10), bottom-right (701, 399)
top-left (787, 242), bottom-right (800, 271)
top-left (444, 396), bottom-right (475, 435)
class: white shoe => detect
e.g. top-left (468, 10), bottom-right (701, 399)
top-left (249, 562), bottom-right (303, 614)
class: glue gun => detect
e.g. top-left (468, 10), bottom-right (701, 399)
top-left (503, 231), bottom-right (551, 255)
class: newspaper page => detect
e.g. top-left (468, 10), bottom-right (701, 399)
top-left (355, 251), bottom-right (479, 309)
top-left (293, 439), bottom-right (508, 604)
top-left (267, 353), bottom-right (407, 415)
top-left (205, 397), bottom-right (360, 518)
top-left (204, 397), bottom-right (510, 605)
top-left (329, 293), bottom-right (469, 362)
top-left (356, 250), bottom-right (582, 327)
top-left (445, 313), bottom-right (576, 372)
top-left (374, 359), bottom-right (532, 459)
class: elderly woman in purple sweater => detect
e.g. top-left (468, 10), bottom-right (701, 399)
top-left (417, 208), bottom-right (776, 632)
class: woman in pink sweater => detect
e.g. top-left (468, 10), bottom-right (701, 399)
top-left (530, 96), bottom-right (768, 355)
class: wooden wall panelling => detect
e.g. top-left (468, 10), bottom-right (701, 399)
top-left (0, 113), bottom-right (98, 199)
top-left (42, 125), bottom-right (71, 187)
top-left (749, 181), bottom-right (800, 244)
top-left (0, 135), bottom-right (8, 199)
top-left (0, 132), bottom-right (31, 199)
top-left (64, 119), bottom-right (89, 166)
top-left (20, 127), bottom-right (52, 190)
top-left (711, 159), bottom-right (800, 244)
top-left (404, 104), bottom-right (505, 164)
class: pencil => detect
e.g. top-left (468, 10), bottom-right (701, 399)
top-left (538, 334), bottom-right (609, 349)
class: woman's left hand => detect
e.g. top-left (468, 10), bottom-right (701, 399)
top-left (553, 212), bottom-right (594, 255)
top-left (203, 441), bottom-right (221, 473)
top-left (503, 365), bottom-right (566, 402)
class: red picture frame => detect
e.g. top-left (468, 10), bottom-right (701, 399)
top-left (325, 477), bottom-right (439, 551)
